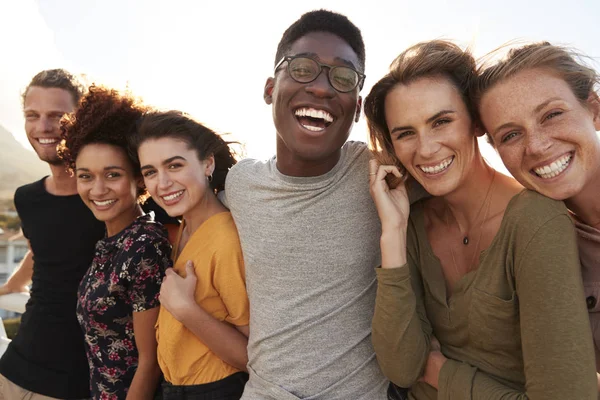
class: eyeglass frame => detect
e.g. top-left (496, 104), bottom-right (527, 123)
top-left (274, 55), bottom-right (366, 93)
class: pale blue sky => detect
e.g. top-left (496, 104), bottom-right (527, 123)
top-left (1, 0), bottom-right (598, 169)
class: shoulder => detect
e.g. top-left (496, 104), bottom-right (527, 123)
top-left (228, 157), bottom-right (270, 179)
top-left (226, 158), bottom-right (267, 190)
top-left (342, 141), bottom-right (370, 167)
top-left (503, 189), bottom-right (570, 234)
top-left (14, 177), bottom-right (46, 204)
top-left (124, 217), bottom-right (171, 255)
top-left (197, 213), bottom-right (243, 259)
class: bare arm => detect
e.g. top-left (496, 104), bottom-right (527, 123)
top-left (160, 262), bottom-right (249, 372)
top-left (0, 245), bottom-right (33, 296)
top-left (126, 307), bottom-right (162, 400)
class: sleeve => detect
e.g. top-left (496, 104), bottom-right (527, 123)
top-left (372, 217), bottom-right (433, 388)
top-left (212, 229), bottom-right (249, 326)
top-left (128, 229), bottom-right (172, 313)
top-left (13, 187), bottom-right (29, 239)
top-left (437, 214), bottom-right (597, 400)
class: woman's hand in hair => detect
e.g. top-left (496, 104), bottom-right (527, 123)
top-left (159, 261), bottom-right (197, 322)
top-left (369, 159), bottom-right (410, 268)
top-left (368, 159), bottom-right (410, 232)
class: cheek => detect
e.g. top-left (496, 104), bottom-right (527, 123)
top-left (392, 141), bottom-right (411, 167)
top-left (497, 149), bottom-right (525, 175)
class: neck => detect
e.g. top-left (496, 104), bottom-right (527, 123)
top-left (443, 154), bottom-right (495, 230)
top-left (565, 174), bottom-right (600, 229)
top-left (46, 163), bottom-right (77, 195)
top-left (276, 141), bottom-right (341, 177)
top-left (105, 204), bottom-right (143, 237)
top-left (183, 190), bottom-right (226, 235)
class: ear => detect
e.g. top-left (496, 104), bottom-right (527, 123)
top-left (587, 92), bottom-right (600, 131)
top-left (355, 96), bottom-right (363, 123)
top-left (204, 155), bottom-right (216, 177)
top-left (264, 78), bottom-right (275, 105)
top-left (473, 121), bottom-right (486, 138)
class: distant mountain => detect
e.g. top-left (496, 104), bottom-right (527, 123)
top-left (0, 125), bottom-right (49, 199)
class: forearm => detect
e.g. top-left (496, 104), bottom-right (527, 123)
top-left (180, 303), bottom-right (248, 371)
top-left (372, 265), bottom-right (431, 388)
top-left (380, 230), bottom-right (407, 268)
top-left (3, 250), bottom-right (33, 293)
top-left (126, 359), bottom-right (162, 400)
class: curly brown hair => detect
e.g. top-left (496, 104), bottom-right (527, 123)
top-left (59, 85), bottom-right (150, 200)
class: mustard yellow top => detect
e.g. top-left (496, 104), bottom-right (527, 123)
top-left (156, 212), bottom-right (249, 385)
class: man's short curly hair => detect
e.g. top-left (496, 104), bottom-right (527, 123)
top-left (22, 69), bottom-right (85, 107)
top-left (58, 85), bottom-right (150, 200)
top-left (275, 9), bottom-right (365, 72)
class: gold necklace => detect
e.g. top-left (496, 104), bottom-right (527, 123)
top-left (445, 170), bottom-right (497, 274)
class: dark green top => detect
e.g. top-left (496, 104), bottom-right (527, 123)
top-left (372, 190), bottom-right (596, 399)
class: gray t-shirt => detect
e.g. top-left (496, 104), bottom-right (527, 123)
top-left (224, 141), bottom-right (388, 399)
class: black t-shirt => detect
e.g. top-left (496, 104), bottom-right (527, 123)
top-left (0, 177), bottom-right (105, 398)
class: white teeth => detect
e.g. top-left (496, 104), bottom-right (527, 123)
top-left (418, 157), bottom-right (454, 174)
top-left (533, 154), bottom-right (572, 179)
top-left (294, 107), bottom-right (334, 123)
top-left (162, 190), bottom-right (184, 201)
top-left (92, 199), bottom-right (116, 207)
top-left (302, 125), bottom-right (325, 132)
top-left (38, 138), bottom-right (59, 144)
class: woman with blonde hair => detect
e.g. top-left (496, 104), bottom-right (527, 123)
top-left (473, 41), bottom-right (600, 380)
top-left (364, 40), bottom-right (596, 399)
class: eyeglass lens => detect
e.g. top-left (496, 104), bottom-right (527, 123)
top-left (288, 57), bottom-right (359, 92)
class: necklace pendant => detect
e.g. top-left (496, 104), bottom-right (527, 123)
top-left (463, 236), bottom-right (469, 245)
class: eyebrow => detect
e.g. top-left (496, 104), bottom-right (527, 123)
top-left (75, 166), bottom-right (127, 172)
top-left (140, 155), bottom-right (186, 171)
top-left (534, 97), bottom-right (563, 114)
top-left (390, 110), bottom-right (456, 134)
top-left (294, 52), bottom-right (358, 69)
top-left (491, 97), bottom-right (564, 136)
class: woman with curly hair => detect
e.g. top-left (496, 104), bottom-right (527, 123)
top-left (364, 40), bottom-right (596, 399)
top-left (130, 111), bottom-right (249, 400)
top-left (60, 86), bottom-right (171, 400)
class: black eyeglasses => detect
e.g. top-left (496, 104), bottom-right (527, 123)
top-left (275, 55), bottom-right (365, 93)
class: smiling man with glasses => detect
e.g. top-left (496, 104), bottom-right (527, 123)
top-left (220, 9), bottom-right (401, 400)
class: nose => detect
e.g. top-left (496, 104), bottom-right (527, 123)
top-left (305, 69), bottom-right (336, 98)
top-left (157, 171), bottom-right (172, 191)
top-left (524, 129), bottom-right (552, 157)
top-left (416, 132), bottom-right (441, 159)
top-left (39, 116), bottom-right (54, 133)
top-left (90, 178), bottom-right (108, 197)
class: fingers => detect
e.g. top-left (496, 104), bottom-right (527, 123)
top-left (185, 260), bottom-right (195, 277)
top-left (430, 336), bottom-right (441, 351)
top-left (368, 159), bottom-right (379, 185)
top-left (165, 268), bottom-right (177, 277)
top-left (376, 165), bottom-right (403, 182)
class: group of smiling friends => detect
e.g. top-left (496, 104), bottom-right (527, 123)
top-left (0, 8), bottom-right (598, 400)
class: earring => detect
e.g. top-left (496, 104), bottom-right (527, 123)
top-left (207, 174), bottom-right (213, 183)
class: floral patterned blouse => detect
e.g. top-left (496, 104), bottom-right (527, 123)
top-left (76, 213), bottom-right (172, 400)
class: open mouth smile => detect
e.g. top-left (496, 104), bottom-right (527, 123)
top-left (37, 137), bottom-right (60, 146)
top-left (532, 152), bottom-right (572, 179)
top-left (91, 199), bottom-right (117, 210)
top-left (160, 190), bottom-right (185, 205)
top-left (294, 107), bottom-right (334, 132)
top-left (418, 156), bottom-right (454, 175)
